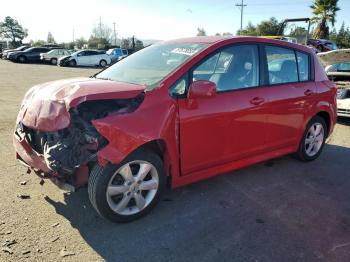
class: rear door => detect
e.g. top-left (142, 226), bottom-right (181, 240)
top-left (76, 51), bottom-right (89, 65)
top-left (87, 51), bottom-right (100, 65)
top-left (177, 44), bottom-right (270, 175)
top-left (29, 48), bottom-right (49, 61)
top-left (261, 45), bottom-right (315, 150)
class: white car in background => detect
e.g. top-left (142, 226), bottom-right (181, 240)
top-left (40, 49), bottom-right (74, 65)
top-left (58, 49), bottom-right (111, 67)
top-left (319, 49), bottom-right (350, 118)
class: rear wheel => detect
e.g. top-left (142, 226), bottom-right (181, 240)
top-left (88, 149), bottom-right (165, 223)
top-left (17, 55), bottom-right (26, 63)
top-left (296, 116), bottom-right (327, 161)
top-left (99, 59), bottom-right (107, 67)
top-left (50, 58), bottom-right (57, 65)
top-left (68, 59), bottom-right (76, 67)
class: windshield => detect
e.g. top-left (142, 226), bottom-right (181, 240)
top-left (71, 50), bottom-right (83, 56)
top-left (95, 43), bottom-right (207, 88)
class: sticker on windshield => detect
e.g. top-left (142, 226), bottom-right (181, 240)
top-left (171, 48), bottom-right (199, 56)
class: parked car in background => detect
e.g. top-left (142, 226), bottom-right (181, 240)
top-left (326, 62), bottom-right (350, 118)
top-left (318, 50), bottom-right (350, 118)
top-left (8, 47), bottom-right (51, 63)
top-left (107, 48), bottom-right (128, 63)
top-left (58, 49), bottom-right (111, 67)
top-left (13, 37), bottom-right (336, 223)
top-left (1, 45), bottom-right (30, 59)
top-left (307, 39), bottom-right (338, 52)
top-left (40, 49), bottom-right (74, 65)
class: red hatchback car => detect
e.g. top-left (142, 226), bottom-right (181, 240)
top-left (14, 37), bottom-right (337, 222)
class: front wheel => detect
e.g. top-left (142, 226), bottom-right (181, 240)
top-left (50, 58), bottom-right (57, 65)
top-left (68, 59), bottom-right (76, 67)
top-left (88, 149), bottom-right (165, 223)
top-left (17, 55), bottom-right (26, 63)
top-left (295, 116), bottom-right (327, 161)
top-left (99, 59), bottom-right (107, 67)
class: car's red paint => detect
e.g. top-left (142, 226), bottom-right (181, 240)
top-left (19, 77), bottom-right (145, 131)
top-left (188, 80), bottom-right (217, 99)
top-left (13, 36), bottom-right (337, 189)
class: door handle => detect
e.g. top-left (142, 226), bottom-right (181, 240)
top-left (304, 89), bottom-right (314, 96)
top-left (250, 97), bottom-right (265, 105)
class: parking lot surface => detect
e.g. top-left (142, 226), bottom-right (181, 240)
top-left (0, 60), bottom-right (350, 262)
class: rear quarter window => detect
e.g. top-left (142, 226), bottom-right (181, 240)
top-left (296, 51), bottom-right (310, 81)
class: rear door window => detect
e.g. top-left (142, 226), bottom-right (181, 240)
top-left (265, 46), bottom-right (298, 84)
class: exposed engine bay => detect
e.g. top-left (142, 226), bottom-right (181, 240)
top-left (21, 94), bottom-right (144, 182)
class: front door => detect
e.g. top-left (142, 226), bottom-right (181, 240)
top-left (177, 44), bottom-right (269, 175)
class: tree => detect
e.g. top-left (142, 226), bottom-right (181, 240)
top-left (121, 38), bottom-right (130, 49)
top-left (92, 18), bottom-right (112, 41)
top-left (256, 17), bottom-right (282, 35)
top-left (310, 0), bottom-right (340, 39)
top-left (75, 37), bottom-right (87, 49)
top-left (289, 27), bottom-right (308, 37)
top-left (33, 40), bottom-right (45, 47)
top-left (88, 36), bottom-right (110, 49)
top-left (197, 28), bottom-right (206, 36)
top-left (47, 32), bottom-right (55, 44)
top-left (120, 37), bottom-right (144, 51)
top-left (64, 42), bottom-right (75, 49)
top-left (135, 39), bottom-right (144, 51)
top-left (336, 22), bottom-right (347, 48)
top-left (237, 22), bottom-right (257, 36)
top-left (329, 27), bottom-right (337, 43)
top-left (0, 16), bottom-right (28, 47)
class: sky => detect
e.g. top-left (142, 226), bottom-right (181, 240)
top-left (0, 0), bottom-right (349, 43)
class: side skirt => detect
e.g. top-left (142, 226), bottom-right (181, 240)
top-left (171, 145), bottom-right (297, 188)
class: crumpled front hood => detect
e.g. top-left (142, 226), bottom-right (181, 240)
top-left (59, 55), bottom-right (71, 61)
top-left (18, 77), bottom-right (145, 131)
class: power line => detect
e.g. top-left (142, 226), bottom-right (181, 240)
top-left (113, 22), bottom-right (117, 46)
top-left (235, 0), bottom-right (247, 35)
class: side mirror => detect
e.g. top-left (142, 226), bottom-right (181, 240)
top-left (188, 80), bottom-right (217, 99)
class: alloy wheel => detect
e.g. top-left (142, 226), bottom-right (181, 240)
top-left (106, 160), bottom-right (159, 216)
top-left (304, 123), bottom-right (324, 157)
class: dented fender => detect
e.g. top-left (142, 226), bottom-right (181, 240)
top-left (92, 87), bottom-right (180, 178)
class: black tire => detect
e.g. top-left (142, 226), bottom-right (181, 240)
top-left (17, 55), bottom-right (26, 63)
top-left (68, 59), bottom-right (76, 67)
top-left (88, 149), bottom-right (165, 223)
top-left (295, 116), bottom-right (327, 162)
top-left (50, 58), bottom-right (57, 65)
top-left (99, 59), bottom-right (107, 67)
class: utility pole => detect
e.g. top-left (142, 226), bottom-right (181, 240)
top-left (113, 22), bottom-right (117, 46)
top-left (235, 0), bottom-right (247, 35)
top-left (72, 28), bottom-right (75, 43)
top-left (99, 16), bottom-right (102, 38)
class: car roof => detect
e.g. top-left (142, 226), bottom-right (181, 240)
top-left (163, 36), bottom-right (313, 53)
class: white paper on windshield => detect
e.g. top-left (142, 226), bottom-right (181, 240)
top-left (171, 48), bottom-right (199, 56)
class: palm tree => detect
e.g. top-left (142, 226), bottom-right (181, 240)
top-left (310, 0), bottom-right (340, 39)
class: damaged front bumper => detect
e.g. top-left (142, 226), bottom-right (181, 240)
top-left (13, 115), bottom-right (105, 190)
top-left (13, 124), bottom-right (78, 191)
top-left (13, 93), bottom-right (145, 191)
